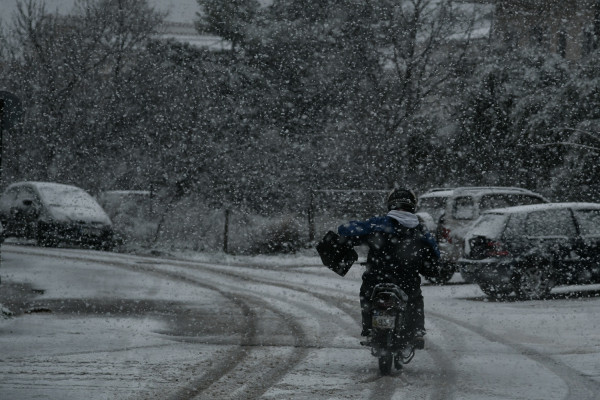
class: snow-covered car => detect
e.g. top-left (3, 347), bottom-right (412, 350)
top-left (0, 181), bottom-right (115, 250)
top-left (459, 203), bottom-right (600, 299)
top-left (417, 187), bottom-right (548, 284)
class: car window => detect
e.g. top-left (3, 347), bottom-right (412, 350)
top-left (417, 196), bottom-right (447, 222)
top-left (513, 195), bottom-right (545, 206)
top-left (469, 213), bottom-right (507, 239)
top-left (573, 209), bottom-right (600, 236)
top-left (16, 187), bottom-right (40, 206)
top-left (524, 209), bottom-right (576, 237)
top-left (453, 196), bottom-right (475, 220)
top-left (479, 194), bottom-right (511, 210)
top-left (503, 213), bottom-right (524, 239)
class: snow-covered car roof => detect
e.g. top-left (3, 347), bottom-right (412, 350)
top-left (419, 186), bottom-right (547, 200)
top-left (419, 189), bottom-right (455, 198)
top-left (451, 186), bottom-right (544, 197)
top-left (484, 202), bottom-right (600, 215)
top-left (12, 181), bottom-right (82, 192)
top-left (100, 190), bottom-right (151, 195)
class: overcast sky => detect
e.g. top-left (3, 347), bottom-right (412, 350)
top-left (0, 0), bottom-right (278, 27)
top-left (0, 0), bottom-right (200, 26)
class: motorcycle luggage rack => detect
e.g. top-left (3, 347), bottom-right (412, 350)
top-left (399, 347), bottom-right (415, 364)
top-left (370, 283), bottom-right (409, 302)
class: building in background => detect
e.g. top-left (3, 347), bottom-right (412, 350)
top-left (487, 0), bottom-right (600, 59)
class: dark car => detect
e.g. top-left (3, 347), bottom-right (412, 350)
top-left (458, 203), bottom-right (600, 299)
top-left (416, 186), bottom-right (548, 284)
top-left (0, 181), bottom-right (115, 250)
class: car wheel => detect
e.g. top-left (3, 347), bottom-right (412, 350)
top-left (478, 283), bottom-right (513, 299)
top-left (514, 266), bottom-right (554, 300)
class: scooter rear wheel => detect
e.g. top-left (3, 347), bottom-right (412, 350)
top-left (379, 353), bottom-right (393, 375)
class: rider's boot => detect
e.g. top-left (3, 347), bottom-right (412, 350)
top-left (412, 329), bottom-right (425, 350)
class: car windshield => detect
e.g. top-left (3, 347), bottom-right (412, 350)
top-left (38, 186), bottom-right (101, 211)
top-left (417, 197), bottom-right (447, 222)
top-left (469, 213), bottom-right (507, 239)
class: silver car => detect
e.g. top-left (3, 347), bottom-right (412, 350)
top-left (0, 181), bottom-right (115, 250)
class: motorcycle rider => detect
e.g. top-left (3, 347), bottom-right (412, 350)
top-left (337, 188), bottom-right (440, 349)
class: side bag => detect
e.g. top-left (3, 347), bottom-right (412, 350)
top-left (316, 231), bottom-right (358, 277)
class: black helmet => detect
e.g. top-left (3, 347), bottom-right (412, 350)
top-left (386, 188), bottom-right (417, 212)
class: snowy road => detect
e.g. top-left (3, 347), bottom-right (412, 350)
top-left (1, 244), bottom-right (600, 399)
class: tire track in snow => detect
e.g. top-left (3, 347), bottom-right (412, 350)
top-left (211, 258), bottom-right (597, 400)
top-left (61, 250), bottom-right (387, 397)
top-left (70, 248), bottom-right (598, 400)
top-left (6, 247), bottom-right (257, 400)
top-left (6, 247), bottom-right (310, 400)
top-left (6, 246), bottom-right (454, 399)
top-left (190, 295), bottom-right (309, 400)
top-left (184, 260), bottom-right (458, 400)
top-left (125, 264), bottom-right (310, 400)
top-left (205, 258), bottom-right (459, 399)
top-left (333, 297), bottom-right (458, 400)
top-left (193, 263), bottom-right (361, 336)
top-left (428, 311), bottom-right (600, 400)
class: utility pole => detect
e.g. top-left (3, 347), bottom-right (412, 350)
top-left (223, 209), bottom-right (230, 254)
top-left (308, 190), bottom-right (315, 243)
top-left (0, 96), bottom-right (4, 187)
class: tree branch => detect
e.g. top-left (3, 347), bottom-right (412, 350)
top-left (550, 126), bottom-right (600, 143)
top-left (533, 142), bottom-right (600, 153)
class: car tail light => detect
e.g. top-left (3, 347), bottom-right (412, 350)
top-left (469, 236), bottom-right (509, 259)
top-left (438, 226), bottom-right (452, 243)
top-left (486, 241), bottom-right (509, 257)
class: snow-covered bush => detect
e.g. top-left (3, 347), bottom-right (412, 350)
top-left (245, 216), bottom-right (304, 255)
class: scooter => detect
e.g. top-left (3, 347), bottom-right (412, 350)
top-left (361, 283), bottom-right (416, 375)
top-left (315, 232), bottom-right (419, 374)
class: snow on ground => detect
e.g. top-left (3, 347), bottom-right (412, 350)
top-left (1, 243), bottom-right (600, 399)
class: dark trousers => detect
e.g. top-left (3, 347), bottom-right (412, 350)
top-left (360, 280), bottom-right (424, 334)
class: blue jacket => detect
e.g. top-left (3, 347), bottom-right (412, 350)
top-left (338, 212), bottom-right (440, 292)
top-left (339, 215), bottom-right (439, 254)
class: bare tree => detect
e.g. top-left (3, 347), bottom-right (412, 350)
top-left (338, 0), bottom-right (479, 187)
top-left (4, 0), bottom-right (163, 188)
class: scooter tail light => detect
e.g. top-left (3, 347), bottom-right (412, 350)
top-left (374, 294), bottom-right (397, 309)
